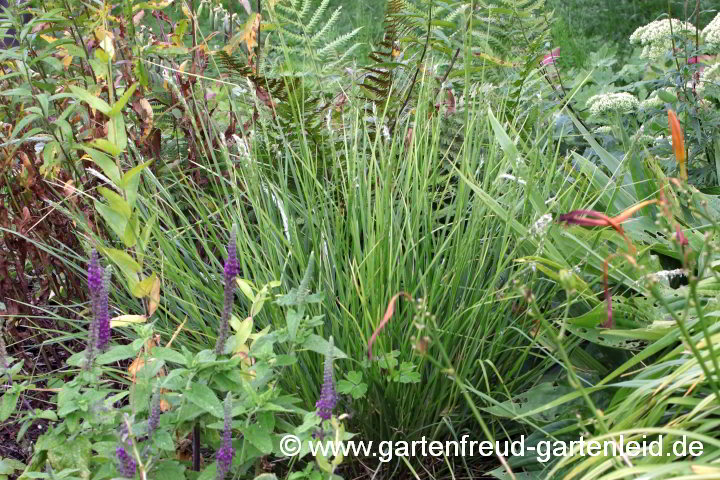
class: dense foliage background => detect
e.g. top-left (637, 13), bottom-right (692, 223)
top-left (2, 0), bottom-right (720, 479)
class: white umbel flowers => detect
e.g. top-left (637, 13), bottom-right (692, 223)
top-left (703, 12), bottom-right (720, 47)
top-left (697, 63), bottom-right (720, 99)
top-left (630, 18), bottom-right (695, 60)
top-left (587, 92), bottom-right (639, 116)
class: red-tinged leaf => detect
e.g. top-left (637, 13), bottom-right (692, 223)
top-left (368, 292), bottom-right (412, 359)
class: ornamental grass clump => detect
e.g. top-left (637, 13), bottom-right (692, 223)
top-left (215, 226), bottom-right (239, 354)
top-left (316, 337), bottom-right (337, 421)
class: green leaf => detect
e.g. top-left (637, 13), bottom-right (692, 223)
top-left (96, 345), bottom-right (137, 364)
top-left (120, 161), bottom-right (152, 208)
top-left (101, 248), bottom-right (140, 286)
top-left (79, 146), bottom-right (121, 184)
top-left (657, 89), bottom-right (677, 103)
top-left (302, 335), bottom-right (347, 359)
top-left (243, 423), bottom-right (273, 454)
top-left (98, 187), bottom-right (131, 219)
top-left (286, 309), bottom-right (302, 342)
top-left (236, 278), bottom-right (255, 301)
top-left (132, 273), bottom-right (157, 298)
top-left (108, 83), bottom-right (138, 117)
top-left (69, 85), bottom-right (111, 114)
top-left (95, 200), bottom-right (129, 244)
top-left (336, 371), bottom-right (367, 399)
top-left (108, 114), bottom-right (127, 152)
top-left (89, 138), bottom-right (122, 157)
top-left (151, 347), bottom-right (187, 366)
top-left (0, 390), bottom-right (19, 422)
top-left (186, 383), bottom-right (223, 418)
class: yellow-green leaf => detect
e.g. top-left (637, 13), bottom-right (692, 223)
top-left (108, 114), bottom-right (127, 152)
top-left (111, 314), bottom-right (148, 327)
top-left (98, 187), bottom-right (131, 219)
top-left (131, 273), bottom-right (157, 298)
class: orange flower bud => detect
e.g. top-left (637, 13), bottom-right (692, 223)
top-left (668, 110), bottom-right (687, 181)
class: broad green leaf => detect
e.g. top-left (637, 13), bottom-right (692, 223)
top-left (0, 390), bottom-right (19, 421)
top-left (108, 114), bottom-right (127, 152)
top-left (120, 161), bottom-right (152, 208)
top-left (108, 83), bottom-right (138, 117)
top-left (95, 200), bottom-right (129, 242)
top-left (102, 248), bottom-right (141, 283)
top-left (230, 315), bottom-right (253, 346)
top-left (89, 138), bottom-right (122, 156)
top-left (243, 423), bottom-right (273, 454)
top-left (131, 273), bottom-right (157, 298)
top-left (98, 187), bottom-right (131, 219)
top-left (186, 383), bottom-right (223, 418)
top-left (69, 85), bottom-right (111, 114)
top-left (302, 334), bottom-right (347, 359)
top-left (80, 146), bottom-right (121, 184)
top-left (96, 344), bottom-right (137, 364)
top-left (236, 278), bottom-right (255, 301)
top-left (151, 347), bottom-right (187, 366)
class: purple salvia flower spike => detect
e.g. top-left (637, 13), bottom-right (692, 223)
top-left (148, 391), bottom-right (161, 438)
top-left (116, 446), bottom-right (137, 478)
top-left (315, 336), bottom-right (337, 421)
top-left (86, 249), bottom-right (105, 367)
top-left (96, 266), bottom-right (112, 351)
top-left (216, 225), bottom-right (239, 354)
top-left (215, 393), bottom-right (234, 480)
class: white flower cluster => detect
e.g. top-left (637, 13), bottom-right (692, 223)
top-left (630, 18), bottom-right (695, 60)
top-left (587, 92), bottom-right (639, 116)
top-left (697, 63), bottom-right (720, 98)
top-left (703, 12), bottom-right (720, 47)
top-left (529, 214), bottom-right (553, 238)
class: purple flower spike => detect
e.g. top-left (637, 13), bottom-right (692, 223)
top-left (315, 337), bottom-right (337, 421)
top-left (216, 226), bottom-right (239, 354)
top-left (96, 266), bottom-right (112, 351)
top-left (116, 446), bottom-right (137, 478)
top-left (216, 394), bottom-right (234, 480)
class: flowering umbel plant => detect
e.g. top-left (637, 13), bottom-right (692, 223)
top-left (316, 337), bottom-right (337, 421)
top-left (87, 250), bottom-right (111, 366)
top-left (215, 394), bottom-right (234, 480)
top-left (216, 226), bottom-right (239, 354)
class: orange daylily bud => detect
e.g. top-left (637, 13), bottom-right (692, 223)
top-left (668, 110), bottom-right (687, 181)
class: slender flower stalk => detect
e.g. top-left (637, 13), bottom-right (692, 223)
top-left (216, 226), bottom-right (239, 354)
top-left (316, 337), bottom-right (337, 421)
top-left (215, 394), bottom-right (234, 480)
